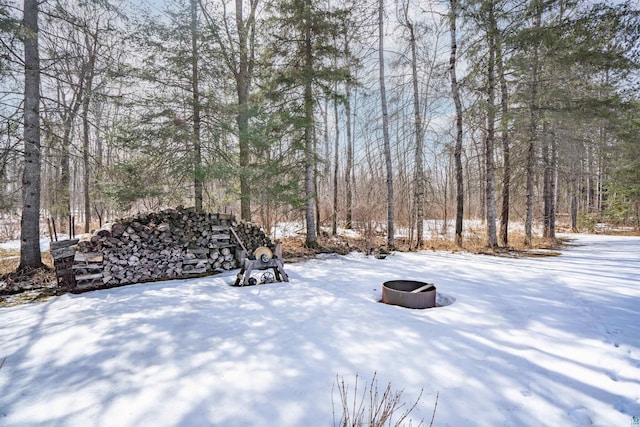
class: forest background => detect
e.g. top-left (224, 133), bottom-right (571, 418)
top-left (1, 0), bottom-right (639, 271)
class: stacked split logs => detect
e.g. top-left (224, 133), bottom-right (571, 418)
top-left (66, 207), bottom-right (273, 291)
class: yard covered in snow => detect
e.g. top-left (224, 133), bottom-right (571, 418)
top-left (0, 233), bottom-right (639, 426)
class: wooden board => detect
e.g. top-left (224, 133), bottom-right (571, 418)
top-left (75, 273), bottom-right (104, 282)
top-left (74, 252), bottom-right (104, 263)
top-left (211, 233), bottom-right (231, 240)
top-left (52, 247), bottom-right (75, 260)
top-left (411, 284), bottom-right (435, 293)
top-left (72, 263), bottom-right (104, 270)
top-left (50, 239), bottom-right (79, 250)
top-left (187, 247), bottom-right (209, 254)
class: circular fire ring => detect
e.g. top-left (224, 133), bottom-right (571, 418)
top-left (382, 280), bottom-right (436, 309)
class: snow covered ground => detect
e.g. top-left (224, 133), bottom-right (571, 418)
top-left (0, 238), bottom-right (54, 253)
top-left (0, 233), bottom-right (638, 426)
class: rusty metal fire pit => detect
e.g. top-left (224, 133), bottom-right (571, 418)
top-left (382, 280), bottom-right (436, 309)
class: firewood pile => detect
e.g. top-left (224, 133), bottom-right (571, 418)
top-left (55, 207), bottom-right (273, 292)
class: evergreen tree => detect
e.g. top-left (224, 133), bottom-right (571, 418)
top-left (265, 0), bottom-right (350, 247)
top-left (0, 2), bottom-right (20, 214)
top-left (199, 0), bottom-right (260, 221)
top-left (606, 101), bottom-right (640, 226)
top-left (122, 0), bottom-right (227, 211)
top-left (509, 0), bottom-right (640, 238)
top-left (0, 1), bottom-right (17, 77)
top-left (463, 0), bottom-right (503, 248)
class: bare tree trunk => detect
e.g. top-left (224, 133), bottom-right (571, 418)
top-left (570, 179), bottom-right (578, 231)
top-left (57, 84), bottom-right (83, 226)
top-left (238, 101), bottom-right (251, 220)
top-left (485, 5), bottom-right (498, 249)
top-left (524, 0), bottom-right (541, 247)
top-left (403, 14), bottom-right (424, 248)
top-left (344, 36), bottom-right (353, 230)
top-left (191, 0), bottom-right (203, 212)
top-left (443, 153), bottom-right (449, 234)
top-left (497, 31), bottom-right (510, 247)
top-left (314, 132), bottom-right (321, 236)
top-left (303, 4), bottom-right (317, 247)
top-left (19, 0), bottom-right (44, 270)
top-left (350, 81), bottom-right (357, 229)
top-left (82, 89), bottom-right (92, 234)
top-left (476, 134), bottom-right (486, 222)
top-left (550, 136), bottom-right (557, 237)
top-left (235, 0), bottom-right (256, 221)
top-left (82, 29), bottom-right (98, 233)
top-left (586, 143), bottom-right (594, 213)
top-left (542, 128), bottom-right (551, 237)
top-left (379, 0), bottom-right (394, 248)
top-left (597, 123), bottom-right (605, 214)
top-left (323, 97), bottom-right (330, 199)
top-left (332, 95), bottom-right (339, 236)
top-left (449, 0), bottom-right (464, 247)
top-left (199, 0), bottom-right (258, 219)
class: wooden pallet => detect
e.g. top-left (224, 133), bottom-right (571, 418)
top-left (73, 252), bottom-right (104, 290)
top-left (51, 239), bottom-right (80, 289)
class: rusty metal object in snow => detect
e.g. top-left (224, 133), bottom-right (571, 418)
top-left (382, 280), bottom-right (436, 309)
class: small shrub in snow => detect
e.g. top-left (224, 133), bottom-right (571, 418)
top-left (333, 372), bottom-right (433, 427)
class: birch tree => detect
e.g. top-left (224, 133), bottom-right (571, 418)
top-left (449, 0), bottom-right (464, 247)
top-left (378, 0), bottom-right (394, 248)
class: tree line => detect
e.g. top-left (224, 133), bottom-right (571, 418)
top-left (1, 0), bottom-right (638, 270)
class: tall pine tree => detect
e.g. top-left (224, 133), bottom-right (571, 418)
top-left (265, 0), bottom-right (350, 247)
